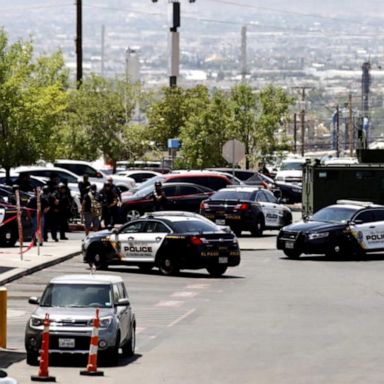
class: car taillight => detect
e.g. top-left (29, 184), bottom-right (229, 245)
top-left (200, 201), bottom-right (209, 210)
top-left (190, 236), bottom-right (203, 246)
top-left (235, 203), bottom-right (249, 211)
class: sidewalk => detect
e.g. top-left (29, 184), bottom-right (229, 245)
top-left (0, 238), bottom-right (81, 286)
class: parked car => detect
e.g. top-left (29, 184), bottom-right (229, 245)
top-left (116, 170), bottom-right (161, 185)
top-left (25, 274), bottom-right (136, 365)
top-left (125, 171), bottom-right (236, 197)
top-left (122, 182), bottom-right (215, 221)
top-left (82, 213), bottom-right (241, 276)
top-left (274, 157), bottom-right (307, 184)
top-left (277, 200), bottom-right (384, 259)
top-left (54, 160), bottom-right (135, 192)
top-left (200, 186), bottom-right (292, 237)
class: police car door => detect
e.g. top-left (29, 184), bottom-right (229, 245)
top-left (256, 190), bottom-right (281, 228)
top-left (118, 220), bottom-right (169, 262)
top-left (350, 209), bottom-right (384, 251)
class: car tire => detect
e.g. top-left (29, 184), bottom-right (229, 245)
top-left (232, 227), bottom-right (242, 237)
top-left (326, 243), bottom-right (344, 258)
top-left (122, 323), bottom-right (136, 357)
top-left (159, 255), bottom-right (179, 276)
top-left (251, 216), bottom-right (264, 237)
top-left (104, 333), bottom-right (120, 366)
top-left (206, 265), bottom-right (228, 277)
top-left (26, 351), bottom-right (39, 366)
top-left (283, 249), bottom-right (301, 259)
top-left (126, 209), bottom-right (141, 222)
top-left (89, 252), bottom-right (108, 270)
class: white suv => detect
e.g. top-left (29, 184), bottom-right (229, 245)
top-left (274, 158), bottom-right (306, 184)
top-left (54, 160), bottom-right (135, 192)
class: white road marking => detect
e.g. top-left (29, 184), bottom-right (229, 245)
top-left (170, 291), bottom-right (198, 298)
top-left (167, 308), bottom-right (196, 327)
top-left (155, 300), bottom-right (184, 307)
top-left (185, 283), bottom-right (211, 289)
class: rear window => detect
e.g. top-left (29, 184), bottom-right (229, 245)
top-left (211, 190), bottom-right (254, 201)
top-left (172, 220), bottom-right (220, 233)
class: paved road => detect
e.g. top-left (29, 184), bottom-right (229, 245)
top-left (5, 246), bottom-right (384, 383)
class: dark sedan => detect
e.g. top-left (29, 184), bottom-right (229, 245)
top-left (121, 182), bottom-right (214, 221)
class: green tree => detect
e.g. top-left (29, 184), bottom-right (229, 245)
top-left (146, 85), bottom-right (210, 148)
top-left (178, 90), bottom-right (234, 168)
top-left (56, 74), bottom-right (141, 169)
top-left (0, 30), bottom-right (68, 178)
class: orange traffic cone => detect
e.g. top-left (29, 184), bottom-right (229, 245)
top-left (80, 308), bottom-right (104, 376)
top-left (31, 314), bottom-right (56, 382)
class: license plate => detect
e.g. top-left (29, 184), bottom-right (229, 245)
top-left (285, 241), bottom-right (295, 249)
top-left (58, 338), bottom-right (75, 348)
top-left (219, 257), bottom-right (228, 264)
top-left (216, 219), bottom-right (226, 225)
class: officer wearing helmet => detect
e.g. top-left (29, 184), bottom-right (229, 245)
top-left (152, 181), bottom-right (167, 211)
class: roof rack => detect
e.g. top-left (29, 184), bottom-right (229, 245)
top-left (336, 199), bottom-right (373, 207)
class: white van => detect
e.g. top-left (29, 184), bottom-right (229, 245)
top-left (274, 158), bottom-right (306, 184)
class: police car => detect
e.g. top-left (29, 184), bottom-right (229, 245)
top-left (200, 186), bottom-right (292, 237)
top-left (82, 213), bottom-right (241, 277)
top-left (277, 200), bottom-right (384, 258)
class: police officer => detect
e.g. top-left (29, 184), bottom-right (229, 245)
top-left (57, 183), bottom-right (70, 240)
top-left (99, 182), bottom-right (118, 228)
top-left (152, 181), bottom-right (167, 211)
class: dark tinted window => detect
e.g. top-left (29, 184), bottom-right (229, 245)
top-left (172, 219), bottom-right (220, 233)
top-left (211, 190), bottom-right (254, 201)
top-left (374, 210), bottom-right (384, 221)
top-left (179, 185), bottom-right (200, 195)
top-left (163, 185), bottom-right (178, 197)
top-left (354, 210), bottom-right (376, 223)
top-left (263, 190), bottom-right (277, 203)
top-left (144, 221), bottom-right (170, 233)
top-left (255, 191), bottom-right (268, 202)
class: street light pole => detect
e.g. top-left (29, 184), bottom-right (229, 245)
top-left (76, 0), bottom-right (83, 88)
top-left (151, 0), bottom-right (196, 88)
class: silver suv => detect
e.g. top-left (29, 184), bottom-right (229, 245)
top-left (25, 274), bottom-right (136, 366)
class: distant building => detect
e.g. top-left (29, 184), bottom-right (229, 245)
top-left (125, 46), bottom-right (141, 83)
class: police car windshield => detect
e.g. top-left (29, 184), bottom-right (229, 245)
top-left (280, 162), bottom-right (304, 171)
top-left (311, 206), bottom-right (357, 224)
top-left (172, 220), bottom-right (220, 233)
top-left (212, 190), bottom-right (254, 201)
top-left (39, 284), bottom-right (113, 308)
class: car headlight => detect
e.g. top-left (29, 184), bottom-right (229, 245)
top-left (100, 316), bottom-right (113, 328)
top-left (30, 316), bottom-right (44, 327)
top-left (308, 232), bottom-right (329, 240)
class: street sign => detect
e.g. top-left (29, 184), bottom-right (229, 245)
top-left (222, 139), bottom-right (245, 164)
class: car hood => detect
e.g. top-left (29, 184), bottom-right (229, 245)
top-left (283, 220), bottom-right (346, 232)
top-left (110, 175), bottom-right (135, 188)
top-left (32, 306), bottom-right (113, 320)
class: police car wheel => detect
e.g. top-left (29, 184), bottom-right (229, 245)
top-left (232, 227), bottom-right (242, 237)
top-left (159, 256), bottom-right (179, 276)
top-left (0, 230), bottom-right (18, 247)
top-left (207, 265), bottom-right (228, 277)
top-left (126, 209), bottom-right (141, 222)
top-left (26, 351), bottom-right (39, 366)
top-left (326, 243), bottom-right (344, 258)
top-left (283, 250), bottom-right (301, 259)
top-left (122, 323), bottom-right (136, 357)
top-left (90, 253), bottom-right (108, 270)
top-left (251, 217), bottom-right (264, 237)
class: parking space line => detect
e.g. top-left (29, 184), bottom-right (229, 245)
top-left (168, 308), bottom-right (196, 327)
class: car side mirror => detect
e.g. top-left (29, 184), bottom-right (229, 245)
top-left (96, 172), bottom-right (103, 178)
top-left (116, 298), bottom-right (130, 307)
top-left (28, 297), bottom-right (39, 305)
top-left (350, 219), bottom-right (363, 225)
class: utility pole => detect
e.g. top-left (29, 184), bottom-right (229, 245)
top-left (293, 86), bottom-right (311, 157)
top-left (76, 0), bottom-right (83, 88)
top-left (293, 113), bottom-right (297, 153)
top-left (151, 0), bottom-right (196, 88)
top-left (240, 26), bottom-right (247, 83)
top-left (348, 94), bottom-right (353, 157)
top-left (101, 25), bottom-right (105, 77)
top-left (336, 105), bottom-right (340, 158)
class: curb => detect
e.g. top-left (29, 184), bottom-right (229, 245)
top-left (0, 251), bottom-right (80, 286)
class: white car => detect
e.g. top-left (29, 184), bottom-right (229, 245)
top-left (274, 158), bottom-right (307, 184)
top-left (116, 170), bottom-right (161, 186)
top-left (54, 160), bottom-right (135, 192)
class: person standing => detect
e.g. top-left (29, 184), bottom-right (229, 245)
top-left (152, 181), bottom-right (168, 211)
top-left (78, 175), bottom-right (91, 203)
top-left (81, 184), bottom-right (102, 235)
top-left (46, 185), bottom-right (60, 242)
top-left (99, 182), bottom-right (118, 228)
top-left (57, 183), bottom-right (70, 240)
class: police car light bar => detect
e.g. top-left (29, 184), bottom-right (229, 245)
top-left (336, 200), bottom-right (374, 207)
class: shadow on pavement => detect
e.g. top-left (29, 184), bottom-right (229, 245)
top-left (281, 253), bottom-right (384, 262)
top-left (0, 350), bottom-right (26, 369)
top-left (106, 266), bottom-right (244, 279)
